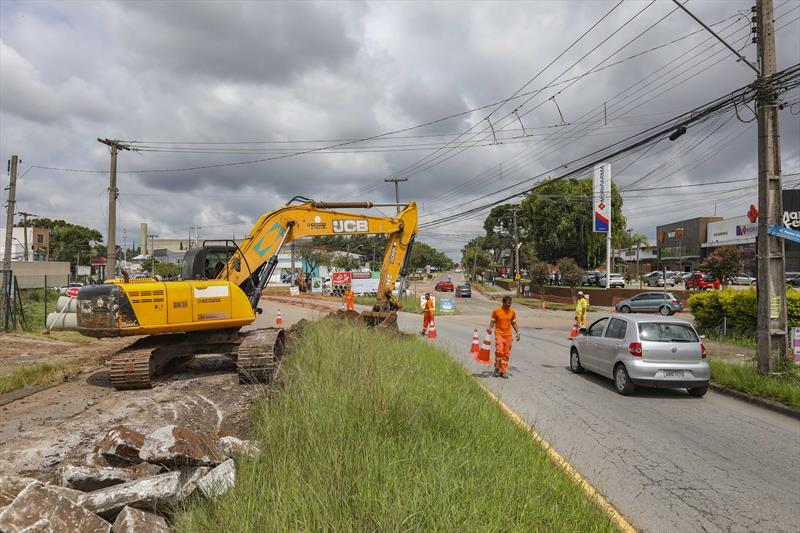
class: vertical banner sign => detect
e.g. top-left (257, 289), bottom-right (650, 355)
top-left (593, 163), bottom-right (611, 233)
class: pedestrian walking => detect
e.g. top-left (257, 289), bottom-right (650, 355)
top-left (343, 286), bottom-right (355, 311)
top-left (421, 293), bottom-right (435, 336)
top-left (575, 291), bottom-right (588, 329)
top-left (488, 296), bottom-right (521, 378)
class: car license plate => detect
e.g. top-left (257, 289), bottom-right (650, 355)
top-left (664, 370), bottom-right (684, 378)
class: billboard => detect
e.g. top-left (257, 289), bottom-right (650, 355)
top-left (593, 163), bottom-right (611, 233)
top-left (331, 271), bottom-right (351, 285)
top-left (351, 277), bottom-right (379, 294)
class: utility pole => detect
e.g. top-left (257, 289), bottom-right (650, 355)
top-left (512, 208), bottom-right (521, 295)
top-left (98, 139), bottom-right (131, 280)
top-left (385, 177), bottom-right (408, 214)
top-left (3, 155), bottom-right (18, 271)
top-left (17, 212), bottom-right (36, 261)
top-left (755, 0), bottom-right (786, 372)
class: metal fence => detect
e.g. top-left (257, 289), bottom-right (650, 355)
top-left (2, 272), bottom-right (74, 333)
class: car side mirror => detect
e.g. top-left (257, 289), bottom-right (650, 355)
top-left (233, 257), bottom-right (241, 272)
top-left (579, 328), bottom-right (588, 336)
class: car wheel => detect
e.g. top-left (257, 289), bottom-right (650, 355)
top-left (687, 385), bottom-right (708, 397)
top-left (570, 348), bottom-right (584, 374)
top-left (619, 305), bottom-right (631, 313)
top-left (614, 364), bottom-right (636, 395)
top-left (659, 305), bottom-right (671, 316)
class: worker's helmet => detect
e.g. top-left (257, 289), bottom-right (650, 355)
top-left (577, 291), bottom-right (584, 297)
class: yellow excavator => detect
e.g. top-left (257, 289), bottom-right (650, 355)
top-left (76, 197), bottom-right (417, 389)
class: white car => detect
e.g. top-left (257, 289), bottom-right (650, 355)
top-left (732, 273), bottom-right (756, 285)
top-left (598, 273), bottom-right (626, 288)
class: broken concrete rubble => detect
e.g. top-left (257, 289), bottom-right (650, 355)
top-left (178, 466), bottom-right (210, 499)
top-left (0, 476), bottom-right (37, 507)
top-left (218, 435), bottom-right (260, 460)
top-left (129, 462), bottom-right (164, 478)
top-left (61, 465), bottom-right (137, 492)
top-left (77, 471), bottom-right (181, 520)
top-left (197, 459), bottom-right (236, 498)
top-left (139, 425), bottom-right (224, 467)
top-left (95, 426), bottom-right (145, 464)
top-left (0, 481), bottom-right (111, 533)
top-left (111, 505), bottom-right (169, 533)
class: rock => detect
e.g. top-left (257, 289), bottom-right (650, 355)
top-left (111, 506), bottom-right (168, 533)
top-left (0, 481), bottom-right (110, 533)
top-left (218, 436), bottom-right (260, 460)
top-left (0, 476), bottom-right (37, 507)
top-left (178, 467), bottom-right (210, 499)
top-left (197, 459), bottom-right (235, 498)
top-left (48, 485), bottom-right (84, 504)
top-left (95, 426), bottom-right (145, 464)
top-left (139, 425), bottom-right (224, 467)
top-left (61, 465), bottom-right (136, 492)
top-left (129, 463), bottom-right (164, 479)
top-left (77, 472), bottom-right (181, 520)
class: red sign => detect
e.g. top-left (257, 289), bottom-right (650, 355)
top-left (351, 271), bottom-right (371, 279)
top-left (747, 204), bottom-right (759, 224)
top-left (66, 287), bottom-right (80, 298)
top-left (91, 255), bottom-right (107, 266)
top-left (331, 272), bottom-right (352, 285)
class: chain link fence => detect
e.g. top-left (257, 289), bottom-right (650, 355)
top-left (2, 271), bottom-right (75, 333)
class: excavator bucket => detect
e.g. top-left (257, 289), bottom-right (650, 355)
top-left (359, 310), bottom-right (398, 329)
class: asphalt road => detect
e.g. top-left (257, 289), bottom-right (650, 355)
top-left (392, 273), bottom-right (800, 533)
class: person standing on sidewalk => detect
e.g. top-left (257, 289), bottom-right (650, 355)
top-left (488, 296), bottom-right (521, 378)
top-left (575, 291), bottom-right (588, 329)
top-left (421, 292), bottom-right (435, 336)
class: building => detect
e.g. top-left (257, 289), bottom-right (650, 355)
top-left (614, 244), bottom-right (658, 277)
top-left (0, 227), bottom-right (50, 262)
top-left (702, 216), bottom-right (757, 273)
top-left (656, 217), bottom-right (722, 272)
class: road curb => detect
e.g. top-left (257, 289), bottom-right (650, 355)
top-left (475, 382), bottom-right (637, 533)
top-left (709, 382), bottom-right (800, 420)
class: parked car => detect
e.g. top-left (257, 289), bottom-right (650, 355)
top-left (435, 281), bottom-right (454, 292)
top-left (569, 315), bottom-right (709, 396)
top-left (645, 272), bottom-right (665, 287)
top-left (582, 271), bottom-right (602, 286)
top-left (685, 272), bottom-right (720, 290)
top-left (59, 282), bottom-right (84, 294)
top-left (732, 273), bottom-right (756, 285)
top-left (615, 292), bottom-right (682, 316)
top-left (598, 273), bottom-right (626, 288)
top-left (455, 284), bottom-right (472, 298)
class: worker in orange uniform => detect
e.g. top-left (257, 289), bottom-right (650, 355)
top-left (421, 293), bottom-right (435, 336)
top-left (488, 295), bottom-right (521, 378)
top-left (344, 286), bottom-right (355, 311)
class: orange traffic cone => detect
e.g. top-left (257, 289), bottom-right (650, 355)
top-left (469, 329), bottom-right (480, 355)
top-left (569, 321), bottom-right (578, 339)
top-left (474, 331), bottom-right (492, 365)
top-left (276, 309), bottom-right (284, 327)
top-left (428, 320), bottom-right (438, 339)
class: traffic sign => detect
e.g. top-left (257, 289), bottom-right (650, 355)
top-left (66, 287), bottom-right (80, 298)
top-left (767, 224), bottom-right (800, 244)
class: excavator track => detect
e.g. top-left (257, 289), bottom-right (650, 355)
top-left (110, 338), bottom-right (176, 390)
top-left (236, 328), bottom-right (285, 384)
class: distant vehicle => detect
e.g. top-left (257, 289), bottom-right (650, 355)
top-left (787, 273), bottom-right (800, 287)
top-left (455, 284), bottom-right (472, 298)
top-left (569, 314), bottom-right (709, 396)
top-left (59, 282), bottom-right (84, 294)
top-left (582, 271), bottom-right (602, 286)
top-left (435, 281), bottom-right (454, 292)
top-left (685, 272), bottom-right (720, 290)
top-left (616, 292), bottom-right (682, 316)
top-left (598, 273), bottom-right (626, 288)
top-left (646, 271), bottom-right (677, 287)
top-left (732, 273), bottom-right (756, 285)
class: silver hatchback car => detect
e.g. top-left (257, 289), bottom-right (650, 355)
top-left (569, 314), bottom-right (710, 396)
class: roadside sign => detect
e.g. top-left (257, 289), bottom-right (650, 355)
top-left (767, 224), bottom-right (800, 244)
top-left (593, 163), bottom-right (611, 233)
top-left (793, 328), bottom-right (800, 363)
top-left (66, 287), bottom-right (80, 298)
top-left (439, 298), bottom-right (455, 313)
top-left (331, 271), bottom-right (352, 285)
top-left (311, 277), bottom-right (323, 293)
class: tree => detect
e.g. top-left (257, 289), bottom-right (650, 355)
top-left (529, 260), bottom-right (551, 308)
top-left (461, 237), bottom-right (492, 281)
top-left (408, 241), bottom-right (454, 271)
top-left (28, 218), bottom-right (103, 266)
top-left (295, 241), bottom-right (332, 275)
top-left (556, 257), bottom-right (584, 298)
top-left (154, 262), bottom-right (181, 279)
top-left (332, 253), bottom-right (361, 271)
top-left (701, 246), bottom-right (742, 288)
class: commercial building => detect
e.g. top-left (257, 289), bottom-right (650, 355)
top-left (702, 216), bottom-right (757, 273)
top-left (656, 217), bottom-right (722, 272)
top-left (0, 227), bottom-right (50, 262)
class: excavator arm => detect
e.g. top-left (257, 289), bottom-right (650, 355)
top-left (220, 199), bottom-right (418, 309)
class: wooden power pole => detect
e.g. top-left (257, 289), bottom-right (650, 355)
top-left (3, 155), bottom-right (18, 270)
top-left (98, 139), bottom-right (131, 279)
top-left (755, 0), bottom-right (785, 372)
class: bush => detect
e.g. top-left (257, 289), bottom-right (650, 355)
top-left (688, 288), bottom-right (800, 335)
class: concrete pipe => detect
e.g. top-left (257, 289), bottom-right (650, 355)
top-left (55, 296), bottom-right (77, 313)
top-left (47, 312), bottom-right (78, 331)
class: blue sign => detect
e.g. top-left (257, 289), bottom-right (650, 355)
top-left (768, 225), bottom-right (800, 244)
top-left (439, 298), bottom-right (455, 313)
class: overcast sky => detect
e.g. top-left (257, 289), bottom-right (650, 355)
top-left (1, 0), bottom-right (798, 260)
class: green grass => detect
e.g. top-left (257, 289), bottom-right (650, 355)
top-left (709, 358), bottom-right (800, 410)
top-left (0, 362), bottom-right (68, 395)
top-left (174, 320), bottom-right (617, 532)
top-left (352, 294), bottom-right (460, 315)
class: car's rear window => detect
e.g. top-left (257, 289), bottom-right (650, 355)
top-left (703, 275), bottom-right (715, 282)
top-left (638, 322), bottom-right (699, 342)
